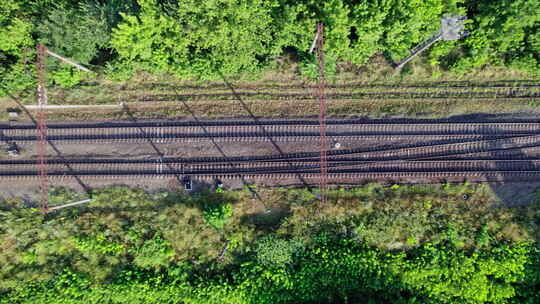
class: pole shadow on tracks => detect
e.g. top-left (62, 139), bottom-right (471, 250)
top-left (1, 86), bottom-right (91, 195)
top-left (466, 116), bottom-right (540, 207)
top-left (120, 103), bottom-right (183, 187)
top-left (170, 86), bottom-right (266, 205)
top-left (218, 72), bottom-right (313, 192)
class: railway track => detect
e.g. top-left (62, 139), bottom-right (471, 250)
top-left (4, 118), bottom-right (540, 183)
top-left (3, 120), bottom-right (540, 144)
top-left (3, 134), bottom-right (540, 181)
top-left (104, 79), bottom-right (540, 102)
top-left (3, 159), bottom-right (540, 184)
top-left (4, 132), bottom-right (540, 164)
top-left (98, 80), bottom-right (540, 91)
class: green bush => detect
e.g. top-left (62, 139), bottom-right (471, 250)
top-left (111, 0), bottom-right (280, 80)
top-left (255, 236), bottom-right (304, 268)
top-left (37, 3), bottom-right (110, 66)
top-left (132, 233), bottom-right (174, 269)
top-left (48, 186), bottom-right (86, 207)
top-left (2, 184), bottom-right (540, 303)
top-left (72, 233), bottom-right (125, 256)
top-left (0, 1), bottom-right (35, 95)
top-left (203, 203), bottom-right (233, 229)
top-left (298, 53), bottom-right (337, 80)
top-left (2, 0), bottom-right (539, 96)
top-left (450, 0), bottom-right (540, 73)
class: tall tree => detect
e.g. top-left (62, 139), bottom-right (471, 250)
top-left (452, 0), bottom-right (540, 74)
top-left (112, 0), bottom-right (280, 79)
top-left (0, 1), bottom-right (34, 93)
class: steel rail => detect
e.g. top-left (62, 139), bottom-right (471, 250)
top-left (4, 121), bottom-right (540, 144)
top-left (8, 134), bottom-right (532, 145)
top-left (5, 119), bottom-right (540, 129)
top-left (4, 133), bottom-right (540, 181)
top-left (3, 134), bottom-right (540, 166)
top-left (3, 172), bottom-right (539, 184)
top-left (4, 134), bottom-right (540, 166)
top-left (3, 160), bottom-right (540, 178)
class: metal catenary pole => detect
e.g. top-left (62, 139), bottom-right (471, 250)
top-left (395, 15), bottom-right (469, 70)
top-left (33, 44), bottom-right (93, 212)
top-left (36, 44), bottom-right (49, 211)
top-left (316, 23), bottom-right (328, 203)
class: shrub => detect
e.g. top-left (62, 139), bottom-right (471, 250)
top-left (111, 0), bottom-right (280, 80)
top-left (132, 233), bottom-right (174, 269)
top-left (203, 203), bottom-right (233, 230)
top-left (255, 236), bottom-right (304, 268)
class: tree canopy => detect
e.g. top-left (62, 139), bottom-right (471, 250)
top-left (1, 0), bottom-right (538, 93)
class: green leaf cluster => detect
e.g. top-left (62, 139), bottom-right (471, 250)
top-left (203, 202), bottom-right (233, 229)
top-left (111, 0), bottom-right (280, 80)
top-left (2, 0), bottom-right (539, 95)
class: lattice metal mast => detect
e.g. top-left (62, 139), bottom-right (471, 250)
top-left (34, 45), bottom-right (93, 212)
top-left (316, 23), bottom-right (328, 203)
top-left (36, 44), bottom-right (49, 212)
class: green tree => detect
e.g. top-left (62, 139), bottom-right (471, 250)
top-left (111, 0), bottom-right (280, 79)
top-left (402, 243), bottom-right (530, 303)
top-left (452, 0), bottom-right (540, 74)
top-left (36, 2), bottom-right (111, 86)
top-left (0, 1), bottom-right (34, 94)
top-left (381, 0), bottom-right (447, 61)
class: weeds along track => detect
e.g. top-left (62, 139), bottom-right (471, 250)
top-left (4, 120), bottom-right (540, 144)
top-left (36, 80), bottom-right (540, 121)
top-left (53, 81), bottom-right (540, 107)
top-left (103, 80), bottom-right (540, 92)
top-left (112, 80), bottom-right (540, 102)
top-left (132, 89), bottom-right (540, 102)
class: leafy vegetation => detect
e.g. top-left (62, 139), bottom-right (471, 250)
top-left (1, 0), bottom-right (538, 95)
top-left (203, 202), bottom-right (233, 229)
top-left (111, 0), bottom-right (279, 80)
top-left (2, 183), bottom-right (540, 303)
top-left (452, 0), bottom-right (540, 75)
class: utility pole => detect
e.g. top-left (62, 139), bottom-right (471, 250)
top-left (395, 15), bottom-right (469, 70)
top-left (34, 44), bottom-right (93, 212)
top-left (315, 23), bottom-right (328, 204)
top-left (36, 44), bottom-right (49, 212)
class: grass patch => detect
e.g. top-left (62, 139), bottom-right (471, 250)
top-left (1, 59), bottom-right (538, 121)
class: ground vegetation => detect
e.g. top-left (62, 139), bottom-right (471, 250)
top-left (1, 183), bottom-right (540, 303)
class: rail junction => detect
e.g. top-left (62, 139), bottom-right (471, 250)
top-left (3, 118), bottom-right (540, 184)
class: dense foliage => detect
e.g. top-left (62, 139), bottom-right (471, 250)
top-left (2, 183), bottom-right (540, 303)
top-left (1, 0), bottom-right (538, 93)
